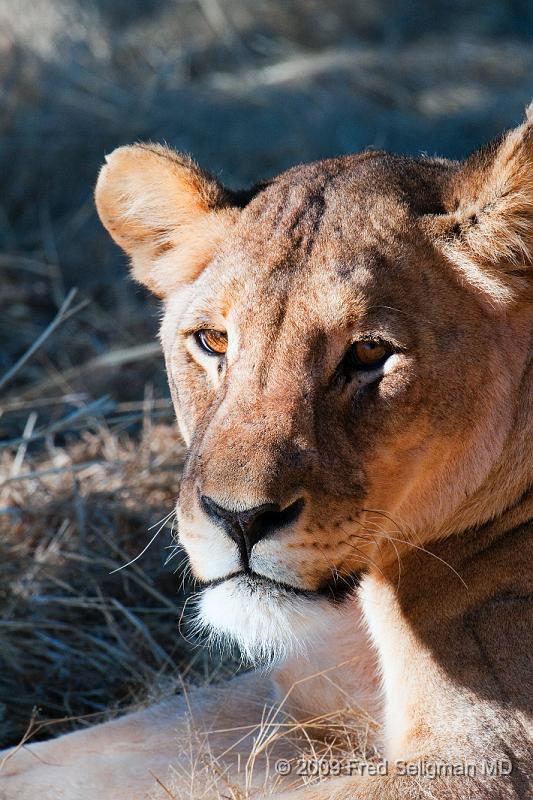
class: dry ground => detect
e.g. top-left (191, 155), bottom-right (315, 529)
top-left (1, 0), bottom-right (532, 751)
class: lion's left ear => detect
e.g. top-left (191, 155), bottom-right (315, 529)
top-left (95, 144), bottom-right (239, 298)
top-left (426, 105), bottom-right (533, 303)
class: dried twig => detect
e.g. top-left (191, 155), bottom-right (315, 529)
top-left (0, 289), bottom-right (87, 393)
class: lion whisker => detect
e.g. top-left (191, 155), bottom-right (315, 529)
top-left (109, 508), bottom-right (176, 575)
top-left (349, 516), bottom-right (468, 589)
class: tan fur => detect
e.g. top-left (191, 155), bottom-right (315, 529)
top-left (426, 116), bottom-right (533, 304)
top-left (2, 110), bottom-right (533, 800)
top-left (95, 144), bottom-right (239, 296)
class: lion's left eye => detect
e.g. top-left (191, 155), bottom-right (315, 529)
top-left (347, 340), bottom-right (392, 370)
top-left (195, 329), bottom-right (228, 356)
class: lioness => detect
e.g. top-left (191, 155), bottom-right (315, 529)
top-left (2, 108), bottom-right (533, 800)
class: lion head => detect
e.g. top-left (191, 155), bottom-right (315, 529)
top-left (95, 111), bottom-right (533, 662)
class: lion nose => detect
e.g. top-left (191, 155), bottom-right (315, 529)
top-left (200, 495), bottom-right (305, 563)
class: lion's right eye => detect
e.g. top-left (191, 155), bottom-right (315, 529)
top-left (195, 329), bottom-right (228, 356)
top-left (348, 340), bottom-right (391, 370)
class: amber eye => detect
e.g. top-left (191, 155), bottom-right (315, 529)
top-left (195, 329), bottom-right (228, 356)
top-left (348, 340), bottom-right (391, 369)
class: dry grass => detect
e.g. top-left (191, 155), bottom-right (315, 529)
top-left (164, 703), bottom-right (381, 799)
top-left (0, 413), bottom-right (242, 748)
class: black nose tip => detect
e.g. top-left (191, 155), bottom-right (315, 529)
top-left (200, 495), bottom-right (305, 563)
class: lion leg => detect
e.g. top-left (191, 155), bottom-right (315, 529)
top-left (0, 671), bottom-right (279, 800)
top-left (0, 601), bottom-right (381, 800)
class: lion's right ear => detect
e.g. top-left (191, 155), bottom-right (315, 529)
top-left (95, 144), bottom-right (238, 297)
top-left (424, 105), bottom-right (533, 305)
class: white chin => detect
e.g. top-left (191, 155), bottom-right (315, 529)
top-left (193, 574), bottom-right (346, 666)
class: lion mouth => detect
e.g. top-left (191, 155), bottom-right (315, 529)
top-left (198, 567), bottom-right (361, 604)
top-left (195, 568), bottom-right (362, 664)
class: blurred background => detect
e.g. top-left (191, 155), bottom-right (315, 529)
top-left (0, 0), bottom-right (532, 747)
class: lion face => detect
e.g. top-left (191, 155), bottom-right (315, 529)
top-left (95, 121), bottom-right (533, 662)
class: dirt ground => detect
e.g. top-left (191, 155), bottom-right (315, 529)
top-left (0, 0), bottom-right (532, 748)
